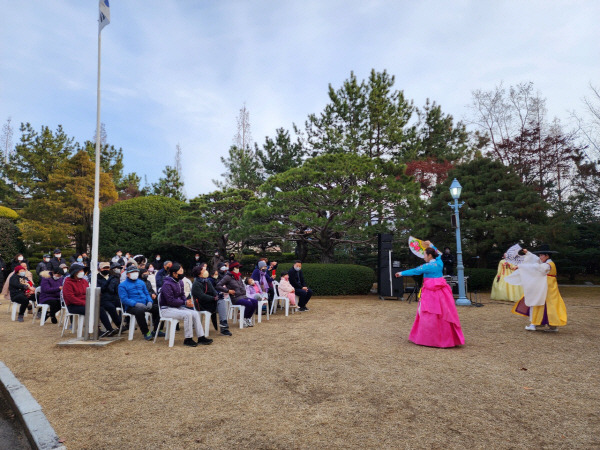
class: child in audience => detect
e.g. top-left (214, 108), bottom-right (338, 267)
top-left (245, 277), bottom-right (268, 302)
top-left (278, 272), bottom-right (297, 306)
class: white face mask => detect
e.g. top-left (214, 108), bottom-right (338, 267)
top-left (77, 272), bottom-right (85, 279)
top-left (129, 272), bottom-right (139, 280)
top-left (56, 254), bottom-right (61, 259)
top-left (18, 271), bottom-right (26, 277)
top-left (195, 256), bottom-right (200, 260)
top-left (232, 268), bottom-right (239, 274)
top-left (156, 257), bottom-right (161, 261)
top-left (17, 256), bottom-right (23, 261)
top-left (220, 266), bottom-right (227, 271)
top-left (53, 275), bottom-right (61, 280)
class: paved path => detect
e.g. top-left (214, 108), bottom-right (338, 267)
top-left (0, 393), bottom-right (32, 449)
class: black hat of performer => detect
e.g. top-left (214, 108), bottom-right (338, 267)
top-left (533, 244), bottom-right (558, 255)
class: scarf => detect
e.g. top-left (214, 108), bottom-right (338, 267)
top-left (230, 270), bottom-right (241, 281)
top-left (259, 270), bottom-right (269, 290)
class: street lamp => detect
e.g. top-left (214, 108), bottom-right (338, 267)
top-left (448, 179), bottom-right (471, 306)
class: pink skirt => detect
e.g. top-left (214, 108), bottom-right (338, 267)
top-left (408, 277), bottom-right (465, 348)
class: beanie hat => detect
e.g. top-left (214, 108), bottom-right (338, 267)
top-left (258, 261), bottom-right (267, 269)
top-left (13, 265), bottom-right (26, 273)
top-left (229, 261), bottom-right (241, 270)
top-left (69, 264), bottom-right (84, 276)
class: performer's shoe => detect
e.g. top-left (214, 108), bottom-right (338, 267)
top-left (545, 326), bottom-right (558, 332)
top-left (525, 324), bottom-right (536, 331)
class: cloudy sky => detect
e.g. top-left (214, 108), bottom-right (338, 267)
top-left (1, 1), bottom-right (598, 197)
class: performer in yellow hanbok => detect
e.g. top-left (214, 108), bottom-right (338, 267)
top-left (490, 254), bottom-right (523, 301)
top-left (506, 245), bottom-right (567, 332)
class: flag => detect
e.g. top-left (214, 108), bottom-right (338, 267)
top-left (99, 0), bottom-right (110, 33)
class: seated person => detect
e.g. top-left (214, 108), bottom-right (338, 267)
top-left (39, 270), bottom-right (63, 323)
top-left (96, 262), bottom-right (122, 331)
top-left (9, 265), bottom-right (35, 322)
top-left (102, 262), bottom-right (123, 310)
top-left (278, 272), bottom-right (297, 307)
top-left (216, 262), bottom-right (257, 328)
top-left (140, 268), bottom-right (164, 337)
top-left (160, 263), bottom-right (213, 347)
top-left (287, 261), bottom-right (313, 312)
top-left (118, 266), bottom-right (158, 340)
top-left (63, 264), bottom-right (118, 337)
top-left (251, 260), bottom-right (274, 307)
top-left (192, 267), bottom-right (231, 336)
top-left (245, 277), bottom-right (268, 302)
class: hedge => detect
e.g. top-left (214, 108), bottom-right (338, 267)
top-left (0, 218), bottom-right (22, 262)
top-left (464, 268), bottom-right (497, 291)
top-left (264, 263), bottom-right (375, 296)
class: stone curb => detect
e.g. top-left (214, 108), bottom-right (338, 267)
top-left (0, 361), bottom-right (65, 450)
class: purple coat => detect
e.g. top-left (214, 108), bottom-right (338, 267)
top-left (159, 276), bottom-right (186, 308)
top-left (39, 276), bottom-right (62, 304)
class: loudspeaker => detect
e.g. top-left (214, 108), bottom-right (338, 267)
top-left (377, 234), bottom-right (403, 298)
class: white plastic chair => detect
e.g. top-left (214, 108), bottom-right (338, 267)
top-left (60, 298), bottom-right (85, 338)
top-left (257, 294), bottom-right (269, 323)
top-left (196, 310), bottom-right (211, 337)
top-left (118, 300), bottom-right (153, 341)
top-left (153, 294), bottom-right (179, 347)
top-left (31, 287), bottom-right (51, 326)
top-left (270, 281), bottom-right (297, 316)
top-left (224, 295), bottom-right (245, 329)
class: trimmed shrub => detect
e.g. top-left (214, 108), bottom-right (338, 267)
top-left (271, 263), bottom-right (375, 296)
top-left (464, 268), bottom-right (497, 291)
top-left (0, 206), bottom-right (19, 221)
top-left (99, 196), bottom-right (184, 256)
top-left (0, 218), bottom-right (22, 262)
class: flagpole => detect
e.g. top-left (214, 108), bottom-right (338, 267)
top-left (88, 26), bottom-right (103, 339)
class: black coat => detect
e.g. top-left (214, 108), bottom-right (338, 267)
top-left (49, 257), bottom-right (67, 273)
top-left (10, 258), bottom-right (29, 272)
top-left (101, 275), bottom-right (121, 306)
top-left (36, 261), bottom-right (53, 276)
top-left (441, 252), bottom-right (454, 267)
top-left (192, 278), bottom-right (218, 312)
top-left (9, 274), bottom-right (30, 302)
top-left (288, 267), bottom-right (306, 291)
top-left (216, 272), bottom-right (246, 302)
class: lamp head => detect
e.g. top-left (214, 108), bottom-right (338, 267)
top-left (449, 178), bottom-right (462, 199)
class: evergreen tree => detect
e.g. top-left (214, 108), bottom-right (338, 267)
top-left (213, 145), bottom-right (264, 190)
top-left (256, 127), bottom-right (305, 177)
top-left (152, 166), bottom-right (186, 201)
top-left (7, 123), bottom-right (76, 198)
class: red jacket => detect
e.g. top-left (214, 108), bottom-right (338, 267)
top-left (63, 276), bottom-right (88, 306)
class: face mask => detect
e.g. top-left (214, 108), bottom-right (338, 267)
top-left (294, 266), bottom-right (301, 271)
top-left (156, 257), bottom-right (161, 261)
top-left (148, 268), bottom-right (154, 273)
top-left (113, 268), bottom-right (121, 274)
top-left (260, 267), bottom-right (267, 271)
top-left (220, 266), bottom-right (227, 272)
top-left (77, 257), bottom-right (83, 262)
top-left (53, 275), bottom-right (62, 280)
top-left (62, 268), bottom-right (68, 274)
top-left (129, 272), bottom-right (139, 280)
top-left (77, 272), bottom-right (85, 279)
top-left (195, 256), bottom-right (200, 260)
top-left (101, 270), bottom-right (110, 276)
top-left (18, 271), bottom-right (26, 277)
top-left (214, 253), bottom-right (219, 256)
top-left (212, 275), bottom-right (218, 279)
top-left (17, 256), bottom-right (23, 261)
top-left (56, 254), bottom-right (62, 259)
top-left (44, 258), bottom-right (50, 262)
top-left (117, 253), bottom-right (122, 257)
top-left (232, 268), bottom-right (239, 274)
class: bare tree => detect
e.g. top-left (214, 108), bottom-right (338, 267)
top-left (93, 122), bottom-right (107, 146)
top-left (234, 103), bottom-right (253, 150)
top-left (174, 143), bottom-right (186, 198)
top-left (571, 83), bottom-right (600, 159)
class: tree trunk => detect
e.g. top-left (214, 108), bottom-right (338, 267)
top-left (294, 240), bottom-right (308, 262)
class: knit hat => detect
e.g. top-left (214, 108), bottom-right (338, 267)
top-left (229, 261), bottom-right (241, 270)
top-left (98, 262), bottom-right (110, 270)
top-left (258, 260), bottom-right (267, 269)
top-left (126, 265), bottom-right (140, 273)
top-left (13, 265), bottom-right (26, 273)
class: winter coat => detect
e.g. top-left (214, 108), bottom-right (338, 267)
top-left (9, 273), bottom-right (32, 302)
top-left (143, 277), bottom-right (157, 299)
top-left (192, 277), bottom-right (218, 312)
top-left (288, 268), bottom-right (307, 291)
top-left (251, 268), bottom-right (273, 291)
top-left (278, 278), bottom-right (295, 296)
top-left (155, 268), bottom-right (168, 291)
top-left (159, 276), bottom-right (187, 309)
top-left (39, 272), bottom-right (62, 304)
top-left (118, 278), bottom-right (152, 310)
top-left (216, 272), bottom-right (247, 302)
top-left (49, 257), bottom-right (67, 273)
top-left (63, 276), bottom-right (88, 306)
top-left (210, 255), bottom-right (224, 273)
top-left (101, 275), bottom-right (121, 306)
top-left (245, 283), bottom-right (264, 298)
top-left (10, 258), bottom-right (29, 272)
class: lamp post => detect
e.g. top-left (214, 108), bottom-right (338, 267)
top-left (448, 178), bottom-right (471, 306)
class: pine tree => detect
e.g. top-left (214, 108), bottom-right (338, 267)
top-left (152, 166), bottom-right (186, 201)
top-left (256, 127), bottom-right (305, 177)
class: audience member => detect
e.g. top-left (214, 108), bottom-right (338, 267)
top-left (210, 251), bottom-right (224, 274)
top-left (287, 261), bottom-right (313, 311)
top-left (216, 262), bottom-right (256, 328)
top-left (160, 263), bottom-right (213, 347)
top-left (111, 249), bottom-right (126, 267)
top-left (192, 267), bottom-right (231, 336)
top-left (278, 272), bottom-right (297, 306)
top-left (39, 270), bottom-right (62, 324)
top-left (49, 249), bottom-right (67, 274)
top-left (9, 265), bottom-right (35, 322)
top-left (118, 266), bottom-right (157, 340)
top-left (155, 260), bottom-right (172, 291)
top-left (36, 254), bottom-right (53, 276)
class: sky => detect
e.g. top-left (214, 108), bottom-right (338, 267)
top-left (1, 1), bottom-right (598, 198)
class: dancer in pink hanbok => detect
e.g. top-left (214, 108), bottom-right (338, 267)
top-left (396, 242), bottom-right (465, 348)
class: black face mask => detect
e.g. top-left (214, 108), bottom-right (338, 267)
top-left (101, 270), bottom-right (110, 276)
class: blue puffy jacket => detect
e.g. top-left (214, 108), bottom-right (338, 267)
top-left (118, 277), bottom-right (152, 310)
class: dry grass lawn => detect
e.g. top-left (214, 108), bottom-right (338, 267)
top-left (1, 287), bottom-right (599, 449)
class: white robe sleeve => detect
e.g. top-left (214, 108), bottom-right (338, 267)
top-left (504, 252), bottom-right (548, 307)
